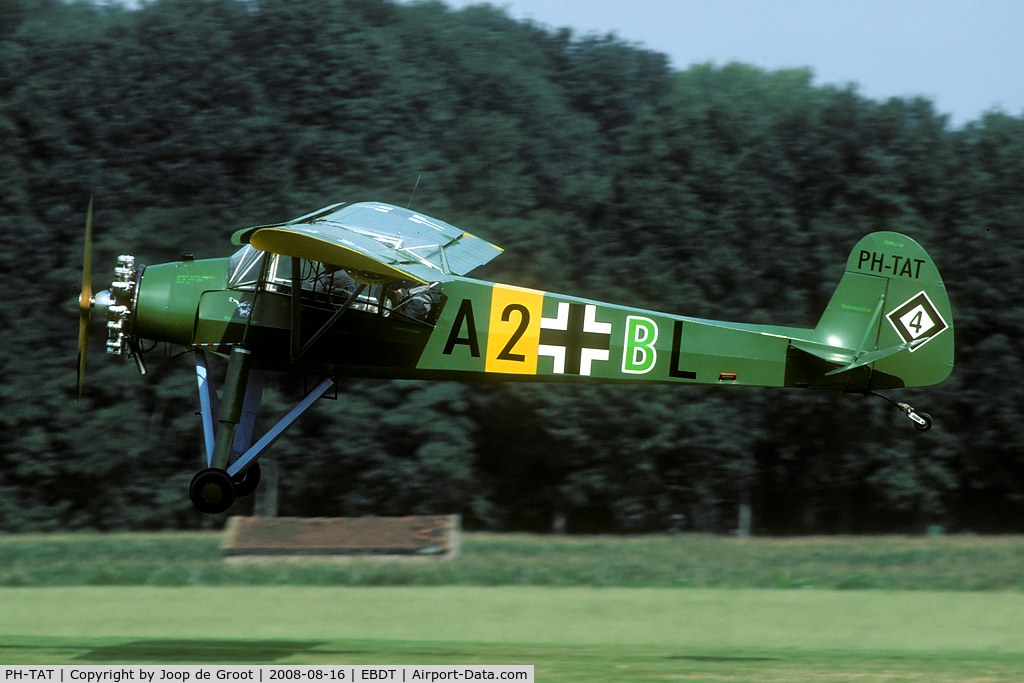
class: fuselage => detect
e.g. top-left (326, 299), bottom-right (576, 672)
top-left (125, 251), bottom-right (897, 391)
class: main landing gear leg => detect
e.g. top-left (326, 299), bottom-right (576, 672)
top-left (190, 347), bottom-right (253, 514)
top-left (869, 391), bottom-right (933, 432)
top-left (190, 348), bottom-right (336, 514)
top-left (229, 369), bottom-right (265, 498)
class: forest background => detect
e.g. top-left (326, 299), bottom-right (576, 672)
top-left (1, 0), bottom-right (1022, 534)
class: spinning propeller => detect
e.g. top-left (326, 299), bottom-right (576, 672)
top-left (77, 198), bottom-right (144, 399)
top-left (77, 197), bottom-right (94, 399)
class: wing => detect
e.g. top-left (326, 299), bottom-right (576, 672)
top-left (232, 202), bottom-right (504, 284)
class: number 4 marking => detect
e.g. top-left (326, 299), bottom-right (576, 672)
top-left (887, 291), bottom-right (948, 351)
top-left (901, 307), bottom-right (929, 337)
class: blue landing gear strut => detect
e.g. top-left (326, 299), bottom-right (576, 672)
top-left (189, 348), bottom-right (335, 514)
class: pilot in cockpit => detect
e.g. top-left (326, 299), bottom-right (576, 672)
top-left (390, 283), bottom-right (441, 323)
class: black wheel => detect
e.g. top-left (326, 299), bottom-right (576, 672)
top-left (231, 461), bottom-right (261, 497)
top-left (189, 468), bottom-right (236, 514)
top-left (914, 412), bottom-right (933, 432)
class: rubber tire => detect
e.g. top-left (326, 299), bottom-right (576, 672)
top-left (189, 468), bottom-right (236, 514)
top-left (231, 461), bottom-right (261, 498)
top-left (914, 412), bottom-right (933, 432)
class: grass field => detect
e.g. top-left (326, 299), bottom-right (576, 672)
top-left (2, 533), bottom-right (1024, 680)
top-left (2, 586), bottom-right (1024, 680)
top-left (2, 532), bottom-right (1024, 590)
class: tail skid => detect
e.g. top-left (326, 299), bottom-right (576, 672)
top-left (869, 390), bottom-right (934, 432)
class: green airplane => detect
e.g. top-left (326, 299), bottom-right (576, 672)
top-left (78, 201), bottom-right (954, 514)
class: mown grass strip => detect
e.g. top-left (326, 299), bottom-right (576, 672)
top-left (6, 585), bottom-right (1024, 651)
top-left (1, 532), bottom-right (1023, 590)
top-left (2, 587), bottom-right (1024, 680)
top-left (4, 585), bottom-right (1024, 651)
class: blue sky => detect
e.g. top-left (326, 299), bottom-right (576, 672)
top-left (434, 0), bottom-right (1023, 127)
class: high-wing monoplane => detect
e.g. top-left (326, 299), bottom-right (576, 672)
top-left (78, 201), bottom-right (954, 513)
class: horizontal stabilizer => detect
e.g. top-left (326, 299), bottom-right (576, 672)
top-left (824, 338), bottom-right (927, 376)
top-left (789, 340), bottom-right (855, 366)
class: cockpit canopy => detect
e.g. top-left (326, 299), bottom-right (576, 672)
top-left (227, 245), bottom-right (441, 323)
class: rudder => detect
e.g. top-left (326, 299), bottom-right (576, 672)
top-left (811, 231), bottom-right (954, 389)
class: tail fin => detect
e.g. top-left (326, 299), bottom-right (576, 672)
top-left (793, 232), bottom-right (953, 390)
